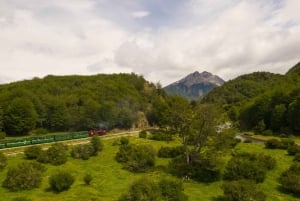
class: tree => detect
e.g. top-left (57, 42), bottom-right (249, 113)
top-left (71, 144), bottom-right (94, 160)
top-left (270, 104), bottom-right (287, 132)
top-left (2, 162), bottom-right (45, 191)
top-left (4, 98), bottom-right (37, 135)
top-left (49, 171), bottom-right (75, 192)
top-left (37, 143), bottom-right (68, 165)
top-left (287, 99), bottom-right (300, 134)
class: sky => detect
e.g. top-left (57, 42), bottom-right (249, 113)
top-left (0, 0), bottom-right (300, 86)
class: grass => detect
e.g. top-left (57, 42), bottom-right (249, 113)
top-left (0, 137), bottom-right (299, 201)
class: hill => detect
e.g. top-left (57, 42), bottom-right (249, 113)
top-left (0, 73), bottom-right (165, 136)
top-left (163, 71), bottom-right (224, 100)
top-left (202, 62), bottom-right (300, 135)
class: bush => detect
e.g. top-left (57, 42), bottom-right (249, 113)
top-left (0, 152), bottom-right (7, 171)
top-left (294, 153), bottom-right (300, 162)
top-left (38, 143), bottom-right (68, 165)
top-left (139, 130), bottom-right (147, 138)
top-left (90, 136), bottom-right (104, 156)
top-left (71, 144), bottom-right (94, 160)
top-left (115, 144), bottom-right (156, 172)
top-left (119, 177), bottom-right (160, 201)
top-left (157, 146), bottom-right (184, 158)
top-left (280, 163), bottom-right (300, 196)
top-left (223, 153), bottom-right (275, 183)
top-left (2, 162), bottom-right (45, 191)
top-left (169, 155), bottom-right (221, 183)
top-left (265, 138), bottom-right (294, 149)
top-left (24, 146), bottom-right (42, 160)
top-left (120, 137), bottom-right (129, 146)
top-left (119, 177), bottom-right (187, 201)
top-left (84, 173), bottom-right (93, 185)
top-left (11, 197), bottom-right (32, 201)
top-left (287, 144), bottom-right (300, 156)
top-left (150, 130), bottom-right (173, 141)
top-left (222, 180), bottom-right (266, 201)
top-left (34, 128), bottom-right (48, 135)
top-left (49, 171), bottom-right (75, 193)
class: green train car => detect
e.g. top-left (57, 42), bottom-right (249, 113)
top-left (0, 132), bottom-right (90, 149)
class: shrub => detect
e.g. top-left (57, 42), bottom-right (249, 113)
top-left (118, 177), bottom-right (160, 201)
top-left (119, 177), bottom-right (187, 201)
top-left (120, 137), bottom-right (129, 146)
top-left (169, 155), bottom-right (221, 183)
top-left (294, 153), bottom-right (300, 162)
top-left (157, 146), bottom-right (184, 158)
top-left (115, 144), bottom-right (156, 172)
top-left (0, 152), bottom-right (7, 171)
top-left (49, 171), bottom-right (75, 192)
top-left (287, 144), bottom-right (300, 156)
top-left (223, 153), bottom-right (275, 183)
top-left (150, 130), bottom-right (173, 141)
top-left (40, 143), bottom-right (68, 165)
top-left (34, 128), bottom-right (48, 135)
top-left (265, 138), bottom-right (294, 149)
top-left (139, 130), bottom-right (147, 138)
top-left (222, 180), bottom-right (266, 201)
top-left (280, 163), bottom-right (300, 196)
top-left (83, 173), bottom-right (93, 185)
top-left (159, 179), bottom-right (188, 201)
top-left (11, 197), bottom-right (32, 201)
top-left (24, 146), bottom-right (42, 160)
top-left (71, 144), bottom-right (94, 160)
top-left (90, 136), bottom-right (103, 156)
top-left (2, 162), bottom-right (45, 191)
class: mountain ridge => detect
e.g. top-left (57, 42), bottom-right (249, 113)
top-left (163, 71), bottom-right (225, 100)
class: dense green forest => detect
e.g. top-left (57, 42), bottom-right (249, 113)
top-left (0, 73), bottom-right (166, 136)
top-left (203, 62), bottom-right (300, 135)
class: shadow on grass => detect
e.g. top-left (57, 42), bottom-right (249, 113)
top-left (276, 185), bottom-right (300, 199)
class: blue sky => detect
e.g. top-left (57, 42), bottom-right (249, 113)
top-left (0, 0), bottom-right (299, 85)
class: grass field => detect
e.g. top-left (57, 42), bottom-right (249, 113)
top-left (0, 136), bottom-right (299, 201)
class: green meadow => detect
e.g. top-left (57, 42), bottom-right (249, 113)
top-left (0, 137), bottom-right (299, 201)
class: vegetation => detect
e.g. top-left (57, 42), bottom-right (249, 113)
top-left (0, 152), bottom-right (7, 171)
top-left (24, 146), bottom-right (42, 160)
top-left (0, 73), bottom-right (164, 136)
top-left (221, 180), bottom-right (266, 201)
top-left (115, 142), bottom-right (156, 173)
top-left (119, 177), bottom-right (187, 201)
top-left (49, 171), bottom-right (75, 193)
top-left (37, 143), bottom-right (68, 165)
top-left (2, 162), bottom-right (45, 191)
top-left (280, 162), bottom-right (300, 196)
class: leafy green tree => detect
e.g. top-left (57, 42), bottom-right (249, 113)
top-left (270, 104), bottom-right (287, 132)
top-left (287, 99), bottom-right (300, 134)
top-left (2, 162), bottom-right (45, 191)
top-left (4, 98), bottom-right (37, 135)
top-left (49, 171), bottom-right (75, 192)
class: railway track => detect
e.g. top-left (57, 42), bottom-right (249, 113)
top-left (2, 130), bottom-right (140, 157)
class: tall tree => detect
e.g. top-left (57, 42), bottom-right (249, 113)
top-left (4, 98), bottom-right (37, 135)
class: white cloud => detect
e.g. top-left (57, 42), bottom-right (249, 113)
top-left (131, 11), bottom-right (150, 18)
top-left (0, 0), bottom-right (299, 86)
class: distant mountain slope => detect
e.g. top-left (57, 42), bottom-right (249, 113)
top-left (163, 71), bottom-right (225, 100)
top-left (286, 62), bottom-right (300, 75)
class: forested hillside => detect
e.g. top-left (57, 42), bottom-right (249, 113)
top-left (0, 73), bottom-right (165, 136)
top-left (203, 62), bottom-right (300, 135)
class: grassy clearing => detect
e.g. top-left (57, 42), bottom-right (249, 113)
top-left (0, 137), bottom-right (299, 201)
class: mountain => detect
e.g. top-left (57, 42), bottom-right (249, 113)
top-left (163, 71), bottom-right (225, 100)
top-left (202, 61), bottom-right (300, 135)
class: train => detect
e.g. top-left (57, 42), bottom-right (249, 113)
top-left (0, 128), bottom-right (106, 149)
